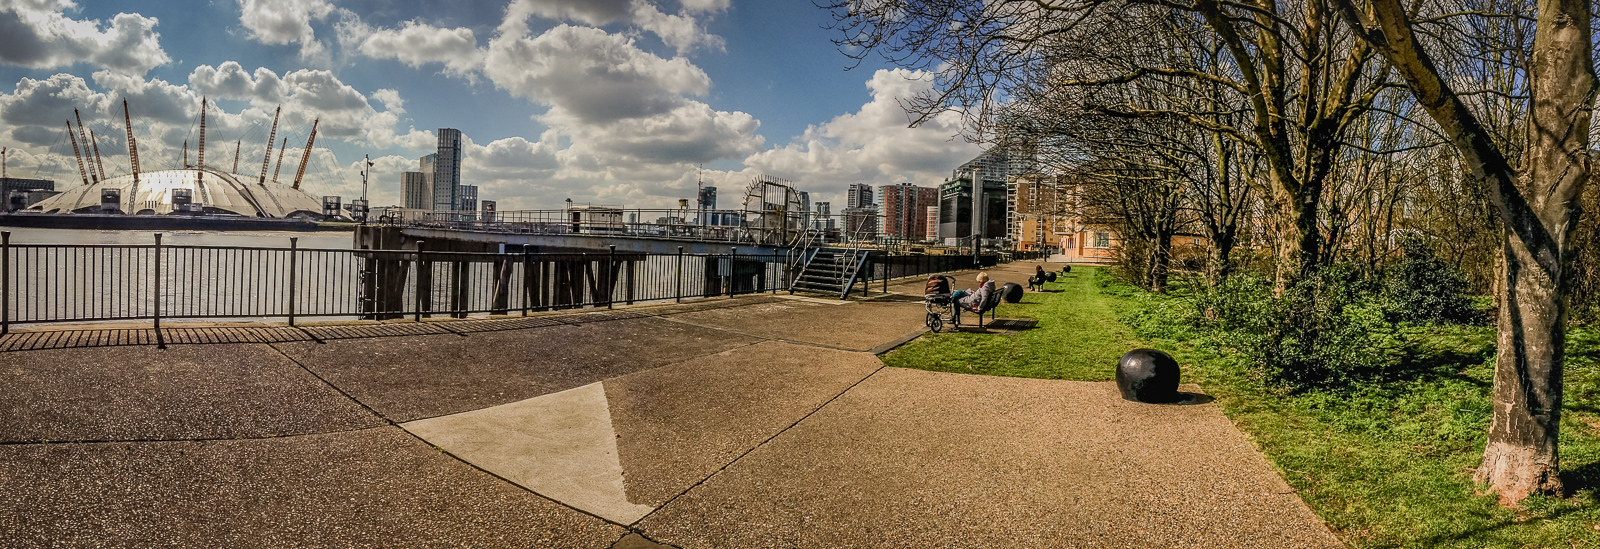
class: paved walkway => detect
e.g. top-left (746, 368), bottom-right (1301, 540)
top-left (0, 262), bottom-right (1343, 548)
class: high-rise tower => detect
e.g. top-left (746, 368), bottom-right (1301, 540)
top-left (433, 129), bottom-right (461, 213)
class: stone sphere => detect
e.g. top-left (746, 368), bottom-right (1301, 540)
top-left (1001, 282), bottom-right (1024, 303)
top-left (1062, 265), bottom-right (1073, 273)
top-left (1116, 349), bottom-right (1180, 403)
top-left (1045, 271), bottom-right (1058, 282)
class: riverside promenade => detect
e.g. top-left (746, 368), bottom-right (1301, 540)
top-left (0, 262), bottom-right (1342, 548)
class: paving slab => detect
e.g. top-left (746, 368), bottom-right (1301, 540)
top-left (404, 382), bottom-right (655, 525)
top-left (640, 367), bottom-right (1341, 549)
top-left (275, 317), bottom-right (763, 422)
top-left (0, 427), bottom-right (624, 548)
top-left (607, 340), bottom-right (885, 507)
top-left (0, 344), bottom-right (381, 442)
top-left (662, 300), bottom-right (928, 351)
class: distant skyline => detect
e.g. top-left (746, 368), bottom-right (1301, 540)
top-left (0, 0), bottom-right (986, 211)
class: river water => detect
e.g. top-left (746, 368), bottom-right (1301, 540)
top-left (1, 227), bottom-right (353, 249)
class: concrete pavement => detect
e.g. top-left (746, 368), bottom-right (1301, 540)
top-left (0, 262), bottom-right (1343, 548)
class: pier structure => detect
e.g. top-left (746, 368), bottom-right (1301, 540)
top-left (352, 225), bottom-right (789, 321)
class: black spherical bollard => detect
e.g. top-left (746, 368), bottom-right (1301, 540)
top-left (1001, 282), bottom-right (1024, 303)
top-left (1062, 265), bottom-right (1073, 274)
top-left (1045, 271), bottom-right (1058, 282)
top-left (1116, 349), bottom-right (1180, 403)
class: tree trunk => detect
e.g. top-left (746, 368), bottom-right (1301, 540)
top-left (1334, 0), bottom-right (1594, 506)
top-left (1272, 190), bottom-right (1321, 291)
top-left (1476, 240), bottom-right (1566, 502)
top-left (1207, 229), bottom-right (1236, 287)
top-left (1150, 230), bottom-right (1173, 293)
top-left (1471, 0), bottom-right (1592, 503)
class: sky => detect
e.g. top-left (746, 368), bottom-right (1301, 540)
top-left (0, 0), bottom-right (986, 212)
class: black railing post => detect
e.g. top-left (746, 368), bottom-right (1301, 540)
top-left (287, 237), bottom-right (298, 326)
top-left (676, 246), bottom-right (684, 303)
top-left (607, 245), bottom-right (616, 309)
top-left (729, 247), bottom-right (737, 296)
top-left (883, 252), bottom-right (888, 294)
top-left (1, 231), bottom-right (8, 336)
top-left (413, 240), bottom-right (425, 322)
top-left (153, 233), bottom-right (165, 349)
top-left (772, 249), bottom-right (778, 294)
top-left (522, 246), bottom-right (531, 317)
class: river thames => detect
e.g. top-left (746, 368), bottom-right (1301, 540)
top-left (1, 227), bottom-right (354, 249)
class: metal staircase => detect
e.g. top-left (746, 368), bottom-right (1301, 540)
top-left (790, 247), bottom-right (868, 298)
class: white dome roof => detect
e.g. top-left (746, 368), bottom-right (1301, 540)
top-left (31, 168), bottom-right (328, 218)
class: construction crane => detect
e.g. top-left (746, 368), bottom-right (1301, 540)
top-left (72, 111), bottom-right (97, 184)
top-left (66, 120), bottom-right (89, 186)
top-left (291, 118), bottom-right (318, 190)
top-left (258, 106), bottom-right (280, 185)
top-left (123, 99), bottom-right (140, 186)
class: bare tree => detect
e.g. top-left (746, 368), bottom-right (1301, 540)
top-left (1334, 0), bottom-right (1594, 505)
top-left (823, 0), bottom-right (1393, 287)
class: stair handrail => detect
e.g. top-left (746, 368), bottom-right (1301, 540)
top-left (839, 248), bottom-right (871, 299)
top-left (790, 246), bottom-right (821, 290)
top-left (785, 225), bottom-right (823, 288)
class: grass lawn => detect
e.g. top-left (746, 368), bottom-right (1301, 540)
top-left (880, 267), bottom-right (1144, 379)
top-left (883, 265), bottom-right (1600, 548)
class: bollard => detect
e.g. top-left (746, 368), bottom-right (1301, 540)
top-left (1116, 349), bottom-right (1180, 403)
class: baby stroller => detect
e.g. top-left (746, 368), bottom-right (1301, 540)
top-left (924, 275), bottom-right (957, 333)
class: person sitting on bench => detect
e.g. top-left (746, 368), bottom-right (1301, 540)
top-left (951, 272), bottom-right (996, 311)
top-left (1029, 265), bottom-right (1046, 291)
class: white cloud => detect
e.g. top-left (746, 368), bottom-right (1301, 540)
top-left (484, 24), bottom-right (709, 124)
top-left (744, 69), bottom-right (980, 196)
top-left (188, 61), bottom-right (286, 103)
top-left (503, 0), bottom-right (633, 27)
top-left (631, 1), bottom-right (723, 54)
top-left (370, 88), bottom-right (403, 114)
top-left (0, 1), bottom-right (168, 75)
top-left (678, 0), bottom-right (730, 13)
top-left (545, 102), bottom-right (759, 170)
top-left (236, 0), bottom-right (334, 64)
top-left (357, 21), bottom-right (485, 76)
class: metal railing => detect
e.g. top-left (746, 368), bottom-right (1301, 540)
top-left (0, 232), bottom-right (791, 337)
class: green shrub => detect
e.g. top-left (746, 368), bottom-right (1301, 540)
top-left (1125, 266), bottom-right (1403, 392)
top-left (1250, 267), bottom-right (1403, 391)
top-left (1383, 234), bottom-right (1484, 325)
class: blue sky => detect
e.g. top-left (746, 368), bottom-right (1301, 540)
top-left (0, 0), bottom-right (984, 210)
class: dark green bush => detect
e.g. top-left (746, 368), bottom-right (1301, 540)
top-left (1382, 234), bottom-right (1483, 325)
top-left (1126, 266), bottom-right (1402, 392)
top-left (1249, 267), bottom-right (1402, 391)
